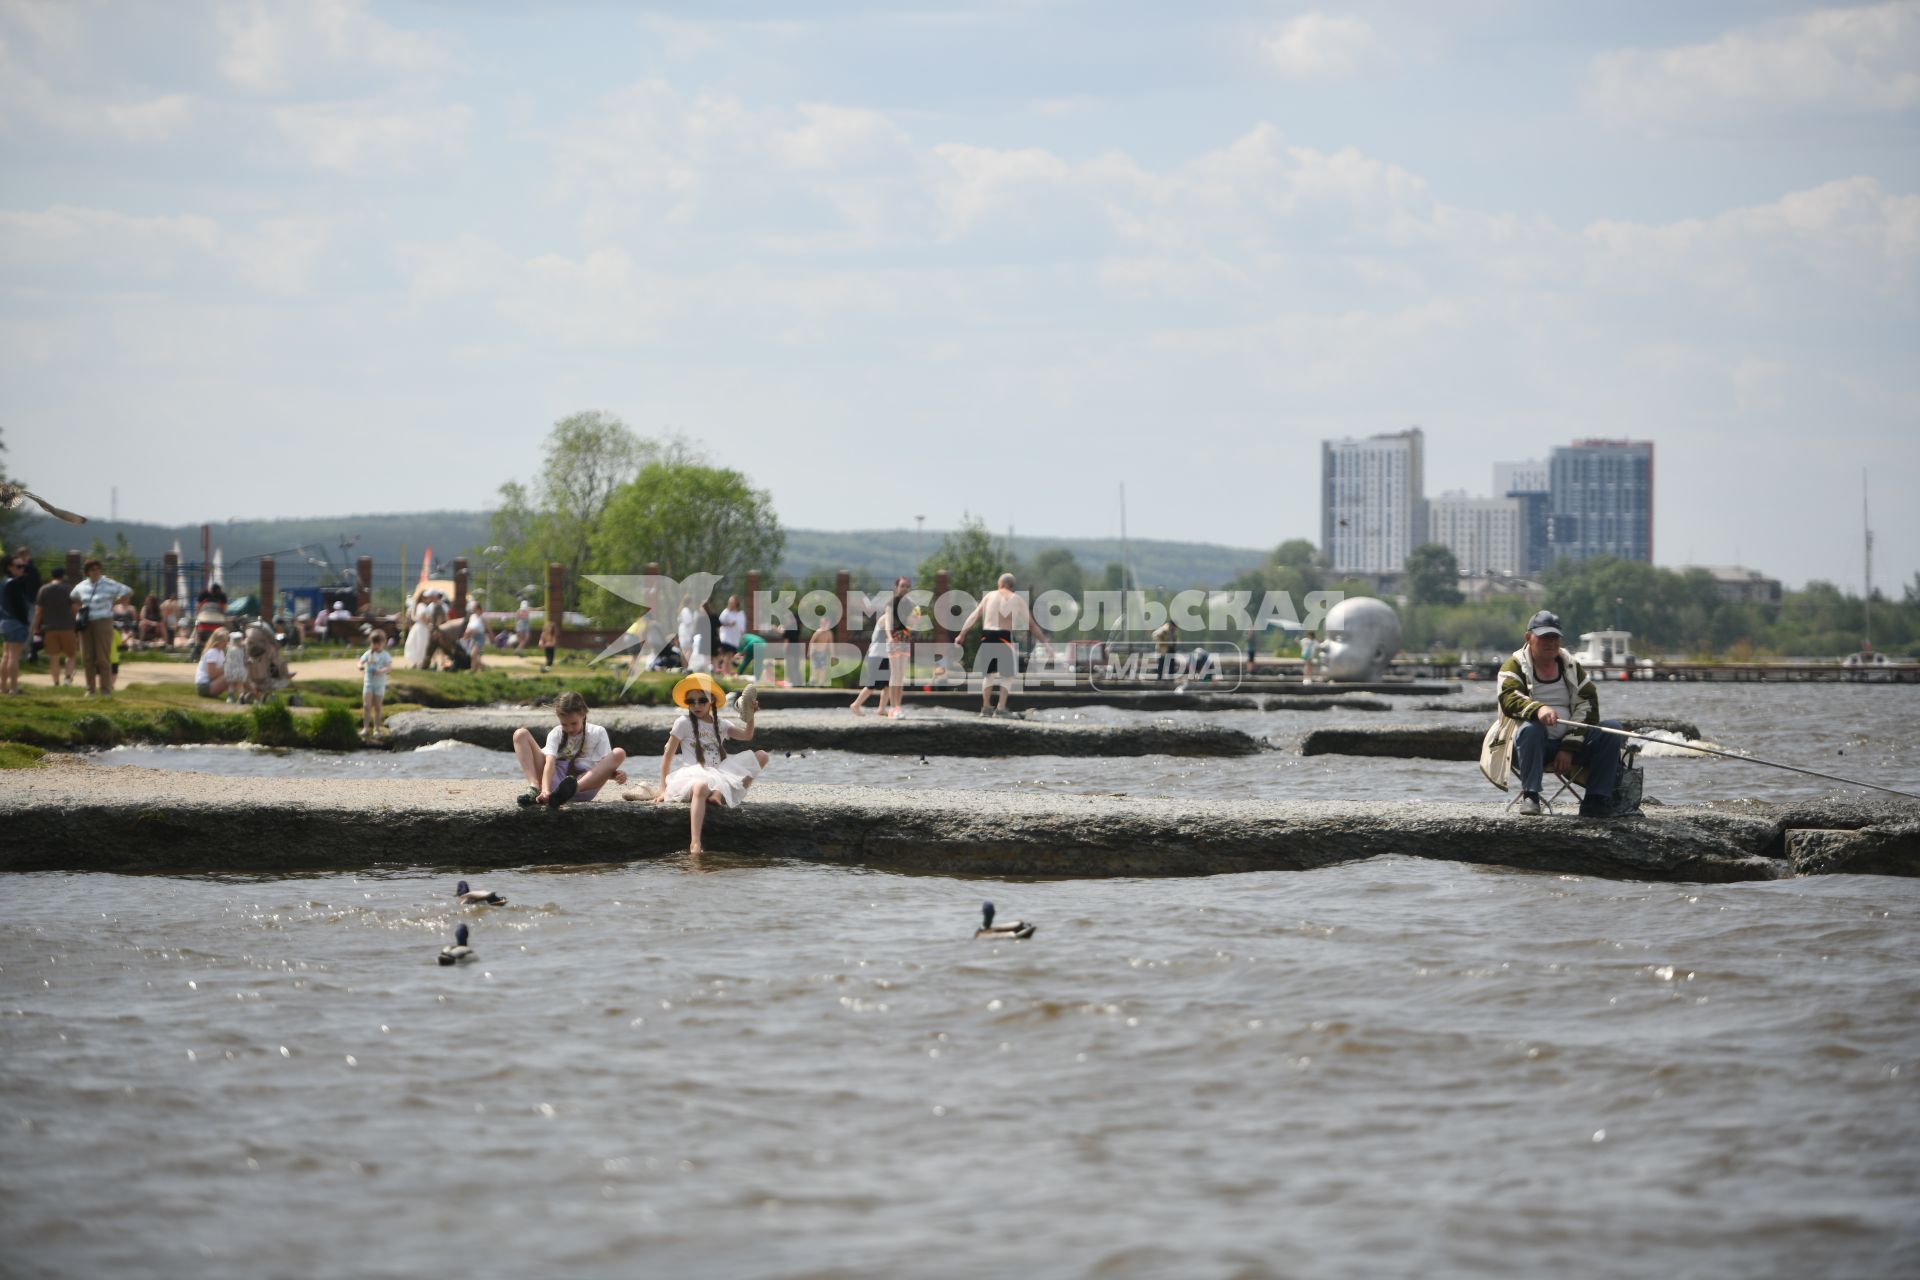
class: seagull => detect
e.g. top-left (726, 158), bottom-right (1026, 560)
top-left (974, 901), bottom-right (1035, 940)
top-left (438, 922), bottom-right (476, 965)
top-left (454, 880), bottom-right (508, 906)
top-left (0, 482), bottom-right (86, 524)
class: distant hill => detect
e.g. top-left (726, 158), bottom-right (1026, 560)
top-left (17, 512), bottom-right (1273, 590)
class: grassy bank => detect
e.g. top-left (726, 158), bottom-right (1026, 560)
top-left (0, 666), bottom-right (723, 754)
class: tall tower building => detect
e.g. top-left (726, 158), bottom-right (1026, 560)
top-left (1547, 440), bottom-right (1654, 564)
top-left (1429, 493), bottom-right (1523, 577)
top-left (1494, 459), bottom-right (1550, 576)
top-left (1321, 427), bottom-right (1426, 575)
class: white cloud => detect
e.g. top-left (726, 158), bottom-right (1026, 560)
top-left (1264, 13), bottom-right (1376, 80)
top-left (1587, 1), bottom-right (1920, 127)
top-left (0, 33), bottom-right (198, 142)
top-left (217, 0), bottom-right (449, 94)
top-left (0, 205), bottom-right (332, 295)
top-left (271, 98), bottom-right (470, 174)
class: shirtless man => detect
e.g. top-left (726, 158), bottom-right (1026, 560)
top-left (958, 572), bottom-right (1049, 717)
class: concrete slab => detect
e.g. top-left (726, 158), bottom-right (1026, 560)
top-left (384, 707), bottom-right (1270, 758)
top-left (7, 755), bottom-right (1912, 880)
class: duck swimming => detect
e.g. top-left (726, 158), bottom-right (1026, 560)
top-left (974, 901), bottom-right (1035, 940)
top-left (454, 880), bottom-right (508, 906)
top-left (438, 922), bottom-right (476, 965)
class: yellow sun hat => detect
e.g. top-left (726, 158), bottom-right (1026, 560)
top-left (671, 672), bottom-right (726, 710)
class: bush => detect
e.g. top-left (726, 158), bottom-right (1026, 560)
top-left (249, 698), bottom-right (299, 748)
top-left (306, 707), bottom-right (362, 751)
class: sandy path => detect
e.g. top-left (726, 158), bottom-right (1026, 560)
top-left (16, 650), bottom-right (554, 688)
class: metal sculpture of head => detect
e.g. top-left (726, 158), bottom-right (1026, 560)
top-left (1319, 597), bottom-right (1402, 681)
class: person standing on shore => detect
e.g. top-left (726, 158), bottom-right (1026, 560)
top-left (0, 554), bottom-right (33, 695)
top-left (70, 558), bottom-right (131, 697)
top-left (358, 628), bottom-right (394, 737)
top-left (958, 572), bottom-right (1048, 717)
top-left (33, 567), bottom-right (78, 687)
top-left (716, 594), bottom-right (746, 676)
top-left (514, 600), bottom-right (532, 652)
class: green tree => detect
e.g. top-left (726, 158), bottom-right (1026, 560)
top-left (490, 411), bottom-right (658, 608)
top-left (1405, 543), bottom-right (1463, 606)
top-left (917, 514), bottom-right (1016, 602)
top-left (587, 458), bottom-right (784, 614)
top-left (0, 427), bottom-right (17, 551)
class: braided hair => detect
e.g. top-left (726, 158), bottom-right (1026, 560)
top-left (689, 698), bottom-right (729, 768)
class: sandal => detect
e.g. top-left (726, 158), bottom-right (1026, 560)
top-left (548, 775), bottom-right (579, 808)
top-left (517, 785), bottom-right (540, 807)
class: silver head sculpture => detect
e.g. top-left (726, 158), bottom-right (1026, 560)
top-left (1319, 597), bottom-right (1402, 681)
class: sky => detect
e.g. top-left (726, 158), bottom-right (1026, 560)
top-left (1, 0), bottom-right (1915, 592)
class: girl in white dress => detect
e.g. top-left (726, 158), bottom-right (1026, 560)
top-left (404, 591), bottom-right (433, 669)
top-left (652, 672), bottom-right (768, 853)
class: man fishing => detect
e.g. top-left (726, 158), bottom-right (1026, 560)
top-left (1496, 610), bottom-right (1625, 817)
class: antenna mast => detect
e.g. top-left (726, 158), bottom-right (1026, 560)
top-left (1863, 470), bottom-right (1873, 652)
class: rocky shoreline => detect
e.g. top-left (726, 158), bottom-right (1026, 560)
top-left (5, 755), bottom-right (1913, 881)
top-left (1299, 718), bottom-right (1706, 760)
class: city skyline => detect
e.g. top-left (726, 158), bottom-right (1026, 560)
top-left (2, 2), bottom-right (1915, 593)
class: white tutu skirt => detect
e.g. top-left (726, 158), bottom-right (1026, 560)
top-left (662, 753), bottom-right (763, 807)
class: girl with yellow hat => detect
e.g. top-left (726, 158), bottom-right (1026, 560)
top-left (649, 673), bottom-right (769, 853)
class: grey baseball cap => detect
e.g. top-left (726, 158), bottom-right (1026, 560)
top-left (1527, 610), bottom-right (1563, 637)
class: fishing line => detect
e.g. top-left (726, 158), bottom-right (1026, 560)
top-left (1579, 721), bottom-right (1920, 802)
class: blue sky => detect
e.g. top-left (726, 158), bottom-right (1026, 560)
top-left (2, 0), bottom-right (1915, 591)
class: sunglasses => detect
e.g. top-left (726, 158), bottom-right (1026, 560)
top-left (684, 694), bottom-right (710, 705)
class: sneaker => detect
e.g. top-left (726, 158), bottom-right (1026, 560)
top-left (548, 775), bottom-right (579, 808)
top-left (1516, 793), bottom-right (1544, 816)
top-left (517, 785), bottom-right (540, 808)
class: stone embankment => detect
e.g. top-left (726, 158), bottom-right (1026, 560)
top-left (5, 756), bottom-right (1913, 881)
top-left (1298, 718), bottom-right (1704, 760)
top-left (752, 687), bottom-right (1404, 713)
top-left (385, 707), bottom-right (1269, 758)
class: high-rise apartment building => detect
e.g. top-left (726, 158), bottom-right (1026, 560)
top-left (1429, 492), bottom-right (1523, 577)
top-left (1548, 440), bottom-right (1654, 564)
top-left (1494, 459), bottom-right (1551, 576)
top-left (1321, 428), bottom-right (1426, 576)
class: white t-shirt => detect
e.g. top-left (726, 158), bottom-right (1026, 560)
top-left (677, 606), bottom-right (697, 651)
top-left (196, 646), bottom-right (227, 685)
top-left (1532, 663), bottom-right (1576, 742)
top-left (543, 723), bottom-right (612, 768)
top-left (687, 630), bottom-right (710, 673)
top-left (866, 612), bottom-right (890, 659)
top-left (718, 607), bottom-right (746, 648)
top-left (669, 714), bottom-right (737, 768)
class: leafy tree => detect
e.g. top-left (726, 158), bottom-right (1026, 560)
top-left (917, 514), bottom-right (1016, 603)
top-left (490, 411), bottom-right (658, 608)
top-left (1405, 543), bottom-right (1463, 606)
top-left (586, 458), bottom-right (784, 615)
top-left (0, 428), bottom-right (17, 551)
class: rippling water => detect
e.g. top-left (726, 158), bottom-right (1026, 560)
top-left (6, 683), bottom-right (1918, 1278)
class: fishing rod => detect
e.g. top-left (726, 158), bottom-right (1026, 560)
top-left (1577, 721), bottom-right (1920, 802)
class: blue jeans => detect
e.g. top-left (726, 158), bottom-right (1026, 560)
top-left (1513, 719), bottom-right (1623, 799)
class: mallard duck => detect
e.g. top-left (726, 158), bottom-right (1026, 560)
top-left (454, 880), bottom-right (507, 906)
top-left (974, 901), bottom-right (1035, 940)
top-left (438, 922), bottom-right (475, 965)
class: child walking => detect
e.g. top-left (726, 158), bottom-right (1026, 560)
top-left (222, 628), bottom-right (248, 703)
top-left (539, 616), bottom-right (558, 671)
top-left (651, 673), bottom-right (768, 853)
top-left (511, 690), bottom-right (627, 808)
top-left (358, 628), bottom-right (393, 737)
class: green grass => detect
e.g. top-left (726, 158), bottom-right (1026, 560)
top-left (0, 685), bottom-right (360, 751)
top-left (0, 741), bottom-right (47, 769)
top-left (0, 662), bottom-right (719, 755)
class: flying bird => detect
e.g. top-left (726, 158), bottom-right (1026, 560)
top-left (0, 482), bottom-right (87, 524)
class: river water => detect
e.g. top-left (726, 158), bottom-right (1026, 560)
top-left (4, 684), bottom-right (1917, 1278)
